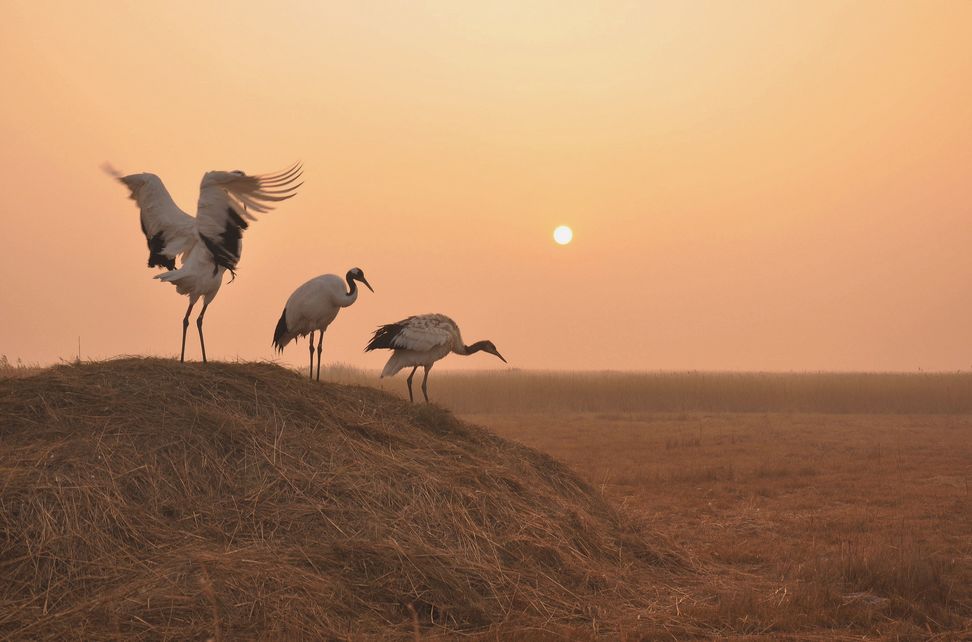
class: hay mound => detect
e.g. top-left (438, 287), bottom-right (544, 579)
top-left (0, 359), bottom-right (663, 639)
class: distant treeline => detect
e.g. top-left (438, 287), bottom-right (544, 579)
top-left (322, 365), bottom-right (972, 414)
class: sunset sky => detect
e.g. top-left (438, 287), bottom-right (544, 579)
top-left (1, 1), bottom-right (971, 371)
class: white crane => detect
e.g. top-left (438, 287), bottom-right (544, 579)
top-left (106, 162), bottom-right (302, 363)
top-left (364, 313), bottom-right (506, 403)
top-left (272, 268), bottom-right (374, 381)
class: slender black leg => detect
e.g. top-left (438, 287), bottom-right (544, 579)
top-left (180, 300), bottom-right (196, 363)
top-left (196, 300), bottom-right (210, 364)
top-left (421, 365), bottom-right (431, 403)
top-left (315, 331), bottom-right (324, 382)
top-left (307, 331), bottom-right (315, 380)
top-left (406, 366), bottom-right (417, 403)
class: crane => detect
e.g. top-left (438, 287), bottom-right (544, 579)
top-left (272, 268), bottom-right (374, 380)
top-left (365, 313), bottom-right (506, 402)
top-left (106, 163), bottom-right (302, 362)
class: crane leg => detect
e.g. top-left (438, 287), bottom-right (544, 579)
top-left (180, 300), bottom-right (196, 363)
top-left (307, 331), bottom-right (315, 380)
top-left (316, 331), bottom-right (324, 382)
top-left (196, 300), bottom-right (210, 364)
top-left (406, 367), bottom-right (417, 403)
top-left (421, 365), bottom-right (431, 403)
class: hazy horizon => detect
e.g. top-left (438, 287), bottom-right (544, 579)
top-left (7, 355), bottom-right (971, 377)
top-left (2, 1), bottom-right (971, 372)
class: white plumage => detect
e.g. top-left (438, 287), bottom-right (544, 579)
top-left (106, 163), bottom-right (302, 362)
top-left (272, 268), bottom-right (373, 380)
top-left (365, 313), bottom-right (506, 402)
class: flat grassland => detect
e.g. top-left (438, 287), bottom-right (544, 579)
top-left (436, 372), bottom-right (972, 639)
top-left (471, 411), bottom-right (971, 639)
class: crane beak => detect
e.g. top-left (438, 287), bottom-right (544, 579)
top-left (493, 350), bottom-right (507, 363)
top-left (361, 277), bottom-right (374, 293)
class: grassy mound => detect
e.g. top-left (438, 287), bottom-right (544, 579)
top-left (0, 359), bottom-right (669, 639)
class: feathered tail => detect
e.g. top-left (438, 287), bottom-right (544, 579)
top-left (379, 352), bottom-right (408, 378)
top-left (365, 322), bottom-right (405, 351)
top-left (271, 307), bottom-right (291, 353)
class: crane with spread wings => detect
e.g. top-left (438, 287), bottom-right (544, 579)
top-left (105, 162), bottom-right (302, 362)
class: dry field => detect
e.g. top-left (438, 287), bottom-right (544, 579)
top-left (322, 367), bottom-right (972, 415)
top-left (3, 361), bottom-right (971, 639)
top-left (332, 367), bottom-right (972, 638)
top-left (465, 411), bottom-right (972, 639)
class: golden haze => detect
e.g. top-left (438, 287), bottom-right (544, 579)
top-left (1, 1), bottom-right (971, 370)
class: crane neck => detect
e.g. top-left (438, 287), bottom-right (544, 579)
top-left (341, 273), bottom-right (360, 307)
top-left (461, 340), bottom-right (488, 356)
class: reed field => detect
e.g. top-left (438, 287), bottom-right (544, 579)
top-left (323, 364), bottom-right (972, 415)
top-left (2, 358), bottom-right (970, 639)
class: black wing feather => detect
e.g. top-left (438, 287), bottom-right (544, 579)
top-left (271, 307), bottom-right (289, 353)
top-left (139, 218), bottom-right (176, 270)
top-left (200, 206), bottom-right (249, 277)
top-left (365, 321), bottom-right (407, 351)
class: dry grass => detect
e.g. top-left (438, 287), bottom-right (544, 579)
top-left (0, 358), bottom-right (692, 640)
top-left (4, 359), bottom-right (971, 639)
top-left (0, 355), bottom-right (42, 380)
top-left (437, 370), bottom-right (972, 415)
top-left (469, 411), bottom-right (972, 640)
top-left (318, 365), bottom-right (972, 415)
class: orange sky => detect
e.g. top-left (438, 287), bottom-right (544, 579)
top-left (1, 1), bottom-right (971, 371)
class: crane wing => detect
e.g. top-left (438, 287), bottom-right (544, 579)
top-left (366, 314), bottom-right (460, 352)
top-left (194, 163), bottom-right (302, 276)
top-left (105, 166), bottom-right (196, 271)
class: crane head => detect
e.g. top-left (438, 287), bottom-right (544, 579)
top-left (479, 341), bottom-right (507, 363)
top-left (349, 267), bottom-right (374, 292)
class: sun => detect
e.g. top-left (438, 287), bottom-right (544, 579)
top-left (553, 225), bottom-right (573, 245)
